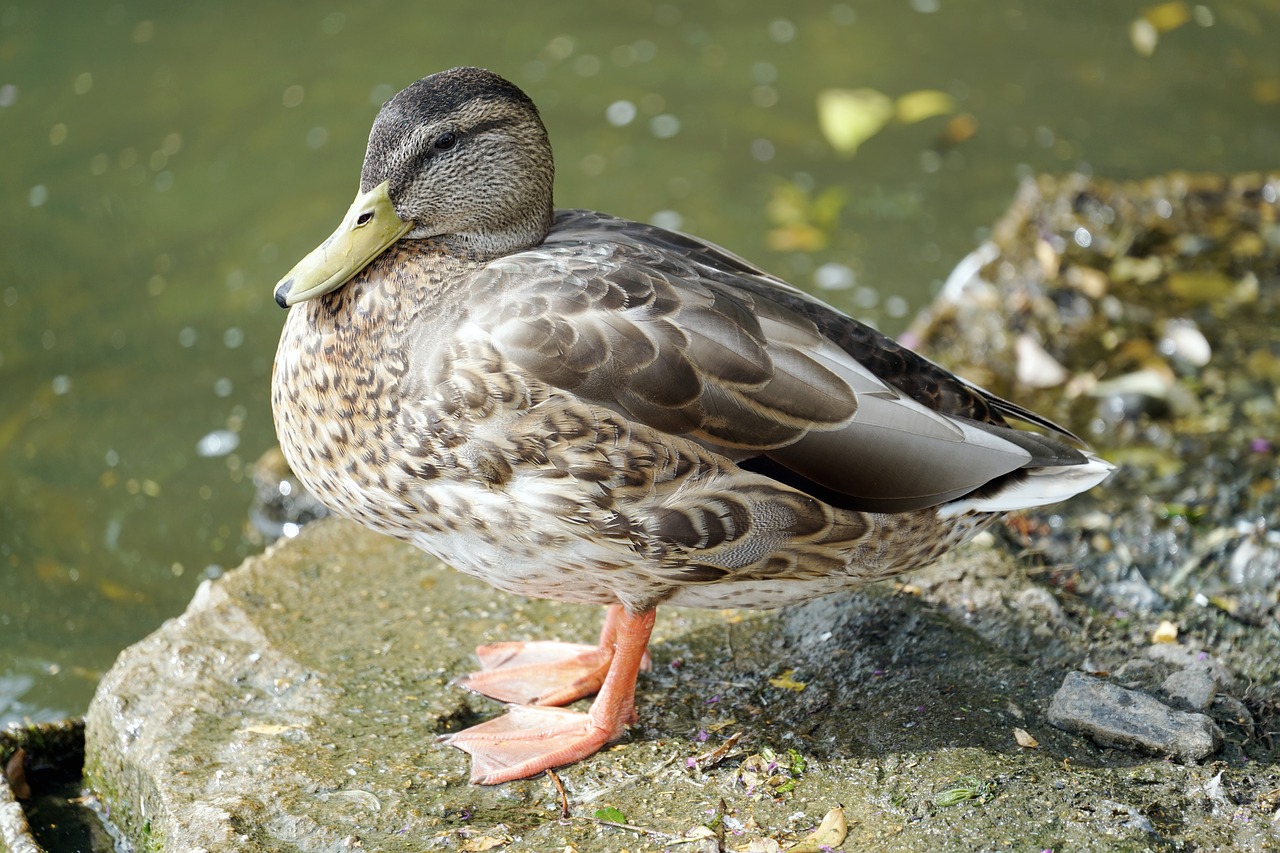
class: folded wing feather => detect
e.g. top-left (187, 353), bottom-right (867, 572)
top-left (476, 210), bottom-right (1086, 513)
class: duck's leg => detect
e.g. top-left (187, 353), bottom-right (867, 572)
top-left (457, 604), bottom-right (648, 706)
top-left (441, 607), bottom-right (656, 785)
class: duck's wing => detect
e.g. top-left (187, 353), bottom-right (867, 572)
top-left (562, 212), bottom-right (1081, 439)
top-left (472, 210), bottom-right (1086, 512)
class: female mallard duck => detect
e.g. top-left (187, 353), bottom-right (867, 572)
top-left (271, 66), bottom-right (1111, 785)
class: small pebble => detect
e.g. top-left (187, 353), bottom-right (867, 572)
top-left (1161, 669), bottom-right (1216, 711)
top-left (1145, 645), bottom-right (1233, 689)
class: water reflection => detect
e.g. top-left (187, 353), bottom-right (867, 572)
top-left (1, 0), bottom-right (1276, 724)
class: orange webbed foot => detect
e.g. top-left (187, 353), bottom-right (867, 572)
top-left (457, 641), bottom-right (615, 705)
top-left (455, 604), bottom-right (649, 706)
top-left (440, 705), bottom-right (622, 784)
top-left (442, 607), bottom-right (656, 784)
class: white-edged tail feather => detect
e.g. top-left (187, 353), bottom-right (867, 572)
top-left (937, 454), bottom-right (1114, 518)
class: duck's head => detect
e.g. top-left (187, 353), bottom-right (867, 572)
top-left (274, 67), bottom-right (554, 308)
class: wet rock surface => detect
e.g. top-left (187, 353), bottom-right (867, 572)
top-left (70, 172), bottom-right (1280, 852)
top-left (1161, 668), bottom-right (1216, 711)
top-left (1047, 671), bottom-right (1222, 763)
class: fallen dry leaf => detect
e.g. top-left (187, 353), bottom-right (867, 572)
top-left (5, 748), bottom-right (31, 800)
top-left (785, 806), bottom-right (848, 852)
top-left (694, 731), bottom-right (743, 771)
top-left (768, 670), bottom-right (807, 691)
top-left (1152, 620), bottom-right (1179, 644)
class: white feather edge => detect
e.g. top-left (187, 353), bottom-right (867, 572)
top-left (936, 454), bottom-right (1114, 518)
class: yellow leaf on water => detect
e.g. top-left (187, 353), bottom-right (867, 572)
top-left (1143, 1), bottom-right (1191, 31)
top-left (766, 224), bottom-right (826, 253)
top-left (98, 579), bottom-right (147, 603)
top-left (1251, 79), bottom-right (1280, 105)
top-left (817, 88), bottom-right (894, 156)
top-left (765, 181), bottom-right (846, 252)
top-left (768, 669), bottom-right (807, 691)
top-left (895, 89), bottom-right (956, 124)
top-left (766, 183), bottom-right (807, 226)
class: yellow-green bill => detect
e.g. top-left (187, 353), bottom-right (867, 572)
top-left (274, 180), bottom-right (411, 307)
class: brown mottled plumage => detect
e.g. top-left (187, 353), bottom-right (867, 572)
top-left (271, 67), bottom-right (1111, 784)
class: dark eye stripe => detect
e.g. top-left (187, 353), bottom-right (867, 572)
top-left (464, 116), bottom-right (511, 138)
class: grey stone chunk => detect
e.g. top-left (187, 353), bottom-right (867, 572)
top-left (1145, 644), bottom-right (1234, 689)
top-left (1048, 671), bottom-right (1223, 763)
top-left (1161, 668), bottom-right (1217, 710)
top-left (1111, 658), bottom-right (1160, 690)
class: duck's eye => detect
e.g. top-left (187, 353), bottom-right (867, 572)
top-left (433, 131), bottom-right (457, 151)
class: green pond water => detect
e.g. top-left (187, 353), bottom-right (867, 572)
top-left (2, 1), bottom-right (1276, 725)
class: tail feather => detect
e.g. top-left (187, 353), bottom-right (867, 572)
top-left (937, 454), bottom-right (1114, 518)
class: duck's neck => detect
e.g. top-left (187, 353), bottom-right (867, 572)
top-left (435, 207), bottom-right (554, 260)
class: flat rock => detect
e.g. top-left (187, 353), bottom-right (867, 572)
top-left (81, 518), bottom-right (1278, 852)
top-left (1047, 671), bottom-right (1223, 763)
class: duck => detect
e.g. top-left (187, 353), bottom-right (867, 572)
top-left (271, 66), bottom-right (1111, 785)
